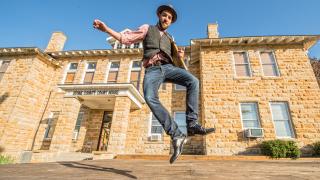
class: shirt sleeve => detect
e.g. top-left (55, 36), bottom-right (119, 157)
top-left (120, 24), bottom-right (149, 45)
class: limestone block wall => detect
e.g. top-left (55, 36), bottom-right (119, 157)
top-left (199, 44), bottom-right (320, 155)
top-left (0, 55), bottom-right (57, 157)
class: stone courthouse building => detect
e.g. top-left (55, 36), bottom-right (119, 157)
top-left (1, 24), bottom-right (320, 162)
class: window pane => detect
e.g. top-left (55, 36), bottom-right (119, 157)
top-left (260, 52), bottom-right (275, 64)
top-left (274, 120), bottom-right (293, 137)
top-left (69, 63), bottom-right (78, 70)
top-left (0, 61), bottom-right (10, 72)
top-left (241, 104), bottom-right (258, 120)
top-left (151, 126), bottom-right (162, 134)
top-left (243, 120), bottom-right (259, 128)
top-left (111, 62), bottom-right (120, 69)
top-left (65, 73), bottom-right (75, 84)
top-left (271, 103), bottom-right (288, 120)
top-left (84, 72), bottom-right (94, 83)
top-left (134, 43), bottom-right (140, 48)
top-left (235, 65), bottom-right (250, 76)
top-left (117, 43), bottom-right (122, 49)
top-left (87, 62), bottom-right (96, 70)
top-left (108, 71), bottom-right (118, 82)
top-left (263, 64), bottom-right (278, 76)
top-left (271, 102), bottom-right (293, 137)
top-left (132, 61), bottom-right (141, 68)
top-left (234, 52), bottom-right (247, 64)
top-left (240, 103), bottom-right (260, 128)
top-left (151, 115), bottom-right (162, 134)
top-left (174, 112), bottom-right (187, 134)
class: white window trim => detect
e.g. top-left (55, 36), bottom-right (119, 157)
top-left (62, 62), bottom-right (78, 84)
top-left (80, 61), bottom-right (96, 83)
top-left (258, 50), bottom-right (281, 77)
top-left (128, 60), bottom-right (142, 84)
top-left (231, 51), bottom-right (253, 78)
top-left (86, 61), bottom-right (97, 72)
top-left (148, 113), bottom-right (162, 136)
top-left (239, 102), bottom-right (261, 130)
top-left (73, 111), bottom-right (84, 140)
top-left (269, 102), bottom-right (295, 139)
top-left (105, 60), bottom-right (120, 83)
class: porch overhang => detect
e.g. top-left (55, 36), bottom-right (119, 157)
top-left (57, 83), bottom-right (145, 110)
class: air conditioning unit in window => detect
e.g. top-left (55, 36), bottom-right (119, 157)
top-left (244, 128), bottom-right (264, 138)
top-left (72, 131), bottom-right (79, 140)
top-left (150, 134), bottom-right (162, 141)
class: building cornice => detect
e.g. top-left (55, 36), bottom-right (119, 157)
top-left (191, 35), bottom-right (320, 47)
top-left (48, 48), bottom-right (143, 58)
top-left (190, 35), bottom-right (320, 64)
top-left (0, 47), bottom-right (60, 66)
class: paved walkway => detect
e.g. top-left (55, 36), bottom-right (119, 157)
top-left (0, 158), bottom-right (320, 180)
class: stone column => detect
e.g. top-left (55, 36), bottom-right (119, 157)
top-left (107, 96), bottom-right (131, 154)
top-left (50, 98), bottom-right (81, 152)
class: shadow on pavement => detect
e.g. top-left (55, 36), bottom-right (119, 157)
top-left (59, 161), bottom-right (137, 179)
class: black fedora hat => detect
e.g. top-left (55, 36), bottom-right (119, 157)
top-left (156, 4), bottom-right (177, 23)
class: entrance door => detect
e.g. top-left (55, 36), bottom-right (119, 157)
top-left (97, 111), bottom-right (112, 151)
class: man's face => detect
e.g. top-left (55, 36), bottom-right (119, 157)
top-left (158, 10), bottom-right (173, 29)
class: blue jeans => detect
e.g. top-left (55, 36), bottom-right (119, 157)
top-left (143, 63), bottom-right (199, 139)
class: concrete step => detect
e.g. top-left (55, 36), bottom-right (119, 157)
top-left (115, 154), bottom-right (320, 161)
top-left (115, 154), bottom-right (270, 161)
top-left (31, 151), bottom-right (93, 163)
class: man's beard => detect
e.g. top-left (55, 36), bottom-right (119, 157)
top-left (158, 21), bottom-right (169, 31)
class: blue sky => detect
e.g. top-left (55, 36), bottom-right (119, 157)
top-left (1, 0), bottom-right (320, 58)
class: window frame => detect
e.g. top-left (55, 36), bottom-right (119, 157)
top-left (269, 102), bottom-right (295, 139)
top-left (63, 62), bottom-right (78, 84)
top-left (148, 113), bottom-right (163, 136)
top-left (129, 60), bottom-right (142, 90)
top-left (43, 111), bottom-right (59, 140)
top-left (106, 61), bottom-right (120, 83)
top-left (258, 51), bottom-right (280, 77)
top-left (239, 102), bottom-right (261, 129)
top-left (82, 61), bottom-right (97, 84)
top-left (232, 51), bottom-right (253, 77)
top-left (72, 111), bottom-right (85, 140)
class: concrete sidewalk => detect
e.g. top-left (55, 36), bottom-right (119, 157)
top-left (0, 158), bottom-right (320, 180)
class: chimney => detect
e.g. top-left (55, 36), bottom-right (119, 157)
top-left (45, 32), bottom-right (67, 52)
top-left (207, 23), bottom-right (219, 38)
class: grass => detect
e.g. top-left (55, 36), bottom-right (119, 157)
top-left (0, 154), bottom-right (15, 164)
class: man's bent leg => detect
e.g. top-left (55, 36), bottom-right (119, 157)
top-left (143, 67), bottom-right (183, 139)
top-left (163, 64), bottom-right (215, 136)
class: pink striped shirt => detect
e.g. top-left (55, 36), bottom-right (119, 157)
top-left (119, 24), bottom-right (171, 68)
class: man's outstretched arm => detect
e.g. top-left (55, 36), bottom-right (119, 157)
top-left (93, 19), bottom-right (122, 42)
top-left (93, 19), bottom-right (148, 45)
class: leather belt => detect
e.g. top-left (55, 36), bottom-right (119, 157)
top-left (145, 60), bottom-right (170, 68)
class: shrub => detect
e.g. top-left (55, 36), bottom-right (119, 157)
top-left (261, 140), bottom-right (300, 159)
top-left (0, 154), bottom-right (15, 164)
top-left (312, 141), bottom-right (320, 156)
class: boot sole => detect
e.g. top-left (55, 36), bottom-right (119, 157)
top-left (170, 137), bottom-right (188, 164)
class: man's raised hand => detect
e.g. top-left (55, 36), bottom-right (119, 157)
top-left (93, 19), bottom-right (108, 33)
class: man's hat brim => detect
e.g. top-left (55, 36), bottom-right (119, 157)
top-left (157, 5), bottom-right (177, 23)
